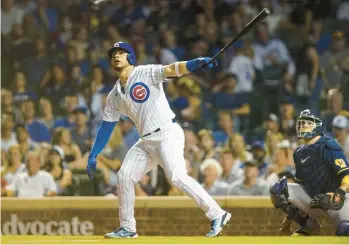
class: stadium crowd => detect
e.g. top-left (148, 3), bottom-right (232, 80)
top-left (1, 0), bottom-right (349, 197)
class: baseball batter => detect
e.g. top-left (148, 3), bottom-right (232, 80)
top-left (87, 42), bottom-right (231, 238)
top-left (270, 109), bottom-right (349, 236)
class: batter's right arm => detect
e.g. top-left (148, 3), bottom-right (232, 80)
top-left (87, 91), bottom-right (120, 179)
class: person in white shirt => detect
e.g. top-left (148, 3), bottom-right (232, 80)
top-left (5, 151), bottom-right (57, 197)
top-left (200, 158), bottom-right (229, 196)
top-left (1, 113), bottom-right (18, 152)
top-left (2, 145), bottom-right (26, 185)
top-left (332, 115), bottom-right (349, 160)
top-left (227, 40), bottom-right (255, 92)
top-left (1, 0), bottom-right (24, 36)
top-left (87, 42), bottom-right (231, 238)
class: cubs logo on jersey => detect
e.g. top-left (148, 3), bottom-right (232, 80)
top-left (130, 82), bottom-right (150, 103)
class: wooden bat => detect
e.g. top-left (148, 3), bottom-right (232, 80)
top-left (210, 8), bottom-right (270, 63)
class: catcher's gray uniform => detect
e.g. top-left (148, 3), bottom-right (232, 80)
top-left (288, 183), bottom-right (349, 226)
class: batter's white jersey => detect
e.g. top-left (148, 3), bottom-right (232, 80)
top-left (103, 65), bottom-right (175, 136)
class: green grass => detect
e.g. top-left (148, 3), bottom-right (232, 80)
top-left (1, 236), bottom-right (348, 244)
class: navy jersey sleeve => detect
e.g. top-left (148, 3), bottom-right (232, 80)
top-left (325, 148), bottom-right (349, 179)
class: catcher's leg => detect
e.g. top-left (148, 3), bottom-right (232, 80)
top-left (269, 177), bottom-right (322, 235)
top-left (328, 193), bottom-right (349, 236)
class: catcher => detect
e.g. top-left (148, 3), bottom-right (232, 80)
top-left (270, 109), bottom-right (349, 236)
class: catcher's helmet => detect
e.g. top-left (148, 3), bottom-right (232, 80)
top-left (107, 42), bottom-right (136, 65)
top-left (296, 109), bottom-right (325, 139)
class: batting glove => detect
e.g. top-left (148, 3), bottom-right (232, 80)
top-left (87, 154), bottom-right (97, 180)
top-left (186, 57), bottom-right (218, 72)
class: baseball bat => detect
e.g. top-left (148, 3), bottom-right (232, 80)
top-left (210, 8), bottom-right (270, 62)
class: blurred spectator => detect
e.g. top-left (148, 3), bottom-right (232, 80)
top-left (40, 63), bottom-right (73, 106)
top-left (294, 39), bottom-right (320, 109)
top-left (211, 73), bottom-right (250, 114)
top-left (99, 126), bottom-right (128, 186)
top-left (53, 94), bottom-right (78, 129)
top-left (1, 89), bottom-right (23, 123)
top-left (32, 0), bottom-right (59, 33)
top-left (133, 37), bottom-right (156, 65)
top-left (52, 127), bottom-right (83, 169)
top-left (70, 107), bottom-right (90, 154)
top-left (308, 19), bottom-right (331, 55)
top-left (337, 0), bottom-right (349, 21)
top-left (219, 149), bottom-right (243, 185)
top-left (147, 0), bottom-right (179, 32)
top-left (22, 13), bottom-right (43, 42)
top-left (1, 0), bottom-right (24, 36)
top-left (248, 113), bottom-right (280, 143)
top-left (16, 0), bottom-right (36, 15)
top-left (21, 38), bottom-right (53, 87)
top-left (227, 160), bottom-right (269, 196)
top-left (321, 89), bottom-right (344, 132)
top-left (36, 142), bottom-right (51, 169)
top-left (9, 23), bottom-right (34, 62)
top-left (250, 141), bottom-right (269, 176)
top-left (253, 22), bottom-right (295, 114)
top-left (176, 77), bottom-right (202, 125)
top-left (212, 110), bottom-right (236, 147)
top-left (197, 130), bottom-right (219, 163)
top-left (37, 97), bottom-right (54, 130)
top-left (279, 98), bottom-right (296, 139)
top-left (1, 112), bottom-right (18, 152)
top-left (56, 15), bottom-right (73, 51)
top-left (226, 134), bottom-right (253, 163)
top-left (200, 158), bottom-right (229, 196)
top-left (332, 115), bottom-right (349, 160)
top-left (14, 123), bottom-right (38, 158)
top-left (153, 40), bottom-right (178, 65)
top-left (118, 116), bottom-right (139, 150)
top-left (110, 0), bottom-right (148, 28)
top-left (12, 71), bottom-right (37, 106)
top-left (320, 31), bottom-right (349, 90)
top-left (21, 100), bottom-right (51, 143)
top-left (136, 173), bottom-right (156, 196)
top-left (45, 146), bottom-right (72, 196)
top-left (266, 140), bottom-right (295, 185)
top-left (4, 151), bottom-right (57, 197)
top-left (161, 30), bottom-right (185, 60)
top-left (227, 41), bottom-right (255, 93)
top-left (1, 145), bottom-right (25, 185)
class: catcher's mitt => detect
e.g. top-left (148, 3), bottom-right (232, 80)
top-left (310, 188), bottom-right (346, 210)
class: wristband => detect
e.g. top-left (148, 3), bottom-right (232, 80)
top-left (175, 62), bottom-right (182, 77)
top-left (186, 59), bottom-right (199, 72)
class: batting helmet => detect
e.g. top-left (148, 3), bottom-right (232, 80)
top-left (107, 42), bottom-right (136, 65)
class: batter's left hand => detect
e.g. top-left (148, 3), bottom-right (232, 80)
top-left (197, 57), bottom-right (218, 71)
top-left (87, 154), bottom-right (97, 180)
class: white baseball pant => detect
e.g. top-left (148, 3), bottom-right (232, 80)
top-left (288, 183), bottom-right (349, 226)
top-left (116, 121), bottom-right (225, 232)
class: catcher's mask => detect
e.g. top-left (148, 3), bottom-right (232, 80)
top-left (296, 109), bottom-right (325, 139)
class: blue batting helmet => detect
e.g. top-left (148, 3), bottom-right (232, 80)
top-left (107, 42), bottom-right (136, 65)
top-left (296, 109), bottom-right (326, 139)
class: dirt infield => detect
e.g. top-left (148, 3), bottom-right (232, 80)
top-left (1, 236), bottom-right (348, 244)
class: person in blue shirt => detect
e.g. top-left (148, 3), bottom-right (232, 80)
top-left (270, 109), bottom-right (349, 236)
top-left (21, 100), bottom-right (50, 143)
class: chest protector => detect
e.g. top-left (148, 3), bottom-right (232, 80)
top-left (294, 137), bottom-right (340, 197)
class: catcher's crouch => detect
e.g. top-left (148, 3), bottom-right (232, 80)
top-left (270, 109), bottom-right (349, 236)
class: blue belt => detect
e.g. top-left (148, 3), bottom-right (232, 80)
top-left (142, 119), bottom-right (176, 138)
